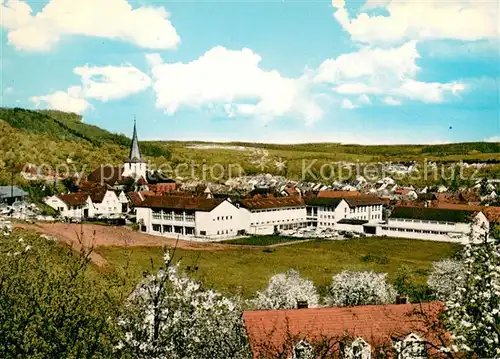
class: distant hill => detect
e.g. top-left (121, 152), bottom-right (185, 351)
top-left (0, 107), bottom-right (498, 186)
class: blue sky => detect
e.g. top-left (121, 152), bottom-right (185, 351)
top-left (0, 0), bottom-right (499, 144)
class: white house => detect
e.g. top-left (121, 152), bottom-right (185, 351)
top-left (87, 188), bottom-right (123, 218)
top-left (378, 206), bottom-right (489, 243)
top-left (45, 193), bottom-right (92, 220)
top-left (136, 195), bottom-right (243, 241)
top-left (305, 196), bottom-right (384, 233)
top-left (238, 197), bottom-right (308, 235)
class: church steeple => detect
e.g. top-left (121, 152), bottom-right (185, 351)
top-left (127, 117), bottom-right (145, 163)
top-left (122, 117), bottom-right (148, 180)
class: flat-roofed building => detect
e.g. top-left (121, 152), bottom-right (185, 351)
top-left (379, 206), bottom-right (489, 242)
top-left (238, 197), bottom-right (307, 235)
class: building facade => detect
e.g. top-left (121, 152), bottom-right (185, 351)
top-left (378, 206), bottom-right (489, 242)
top-left (136, 196), bottom-right (243, 241)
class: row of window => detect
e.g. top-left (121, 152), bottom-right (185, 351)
top-left (392, 218), bottom-right (456, 226)
top-left (382, 226), bottom-right (450, 235)
top-left (251, 218), bottom-right (305, 226)
top-left (252, 207), bottom-right (304, 213)
top-left (293, 334), bottom-right (427, 359)
top-left (350, 205), bottom-right (382, 214)
top-left (152, 214), bottom-right (195, 222)
top-left (215, 215), bottom-right (233, 221)
top-left (152, 224), bottom-right (195, 235)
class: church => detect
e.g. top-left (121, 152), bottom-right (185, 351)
top-left (87, 121), bottom-right (149, 190)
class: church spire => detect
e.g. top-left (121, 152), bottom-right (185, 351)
top-left (128, 117), bottom-right (144, 163)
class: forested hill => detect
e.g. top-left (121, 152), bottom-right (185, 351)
top-left (0, 108), bottom-right (169, 157)
top-left (0, 107), bottom-right (171, 185)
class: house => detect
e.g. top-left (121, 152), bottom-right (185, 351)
top-left (243, 302), bottom-right (446, 359)
top-left (0, 185), bottom-right (28, 205)
top-left (44, 193), bottom-right (92, 220)
top-left (238, 197), bottom-right (308, 235)
top-left (379, 206), bottom-right (489, 242)
top-left (135, 195), bottom-right (243, 240)
top-left (304, 195), bottom-right (383, 234)
top-left (86, 187), bottom-right (122, 218)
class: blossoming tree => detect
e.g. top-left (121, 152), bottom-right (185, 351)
top-left (444, 234), bottom-right (500, 357)
top-left (427, 259), bottom-right (464, 301)
top-left (118, 251), bottom-right (251, 359)
top-left (250, 269), bottom-right (319, 310)
top-left (326, 270), bottom-right (396, 307)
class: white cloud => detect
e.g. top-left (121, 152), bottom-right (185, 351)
top-left (1, 0), bottom-right (180, 51)
top-left (315, 41), bottom-right (419, 84)
top-left (340, 98), bottom-right (357, 109)
top-left (383, 96), bottom-right (401, 106)
top-left (147, 46), bottom-right (323, 125)
top-left (316, 41), bottom-right (465, 105)
top-left (332, 0), bottom-right (499, 44)
top-left (30, 86), bottom-right (91, 114)
top-left (393, 80), bottom-right (465, 103)
top-left (3, 87), bottom-right (13, 95)
top-left (73, 65), bottom-right (151, 101)
top-left (358, 94), bottom-right (371, 105)
top-left (485, 136), bottom-right (500, 143)
top-left (334, 83), bottom-right (382, 95)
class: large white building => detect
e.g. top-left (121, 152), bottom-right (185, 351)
top-left (305, 196), bottom-right (383, 231)
top-left (136, 196), bottom-right (243, 240)
top-left (378, 206), bottom-right (489, 243)
top-left (238, 197), bottom-right (308, 235)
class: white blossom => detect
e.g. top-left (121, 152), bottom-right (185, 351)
top-left (250, 269), bottom-right (319, 310)
top-left (326, 270), bottom-right (396, 307)
top-left (444, 234), bottom-right (500, 357)
top-left (118, 251), bottom-right (250, 359)
top-left (427, 259), bottom-right (464, 300)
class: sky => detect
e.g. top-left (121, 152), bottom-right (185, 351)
top-left (0, 0), bottom-right (499, 145)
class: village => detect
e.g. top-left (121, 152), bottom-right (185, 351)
top-left (1, 122), bottom-right (498, 246)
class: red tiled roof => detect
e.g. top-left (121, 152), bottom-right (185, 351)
top-left (318, 190), bottom-right (360, 199)
top-left (243, 302), bottom-right (445, 358)
top-left (127, 192), bottom-right (145, 207)
top-left (88, 165), bottom-right (125, 185)
top-left (57, 193), bottom-right (89, 206)
top-left (137, 195), bottom-right (225, 212)
top-left (239, 196), bottom-right (305, 210)
top-left (149, 183), bottom-right (178, 194)
top-left (345, 195), bottom-right (383, 207)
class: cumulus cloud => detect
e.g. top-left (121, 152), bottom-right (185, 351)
top-left (393, 80), bottom-right (465, 103)
top-left (485, 136), bottom-right (500, 143)
top-left (1, 0), bottom-right (180, 51)
top-left (383, 96), bottom-right (402, 106)
top-left (358, 94), bottom-right (371, 105)
top-left (316, 41), bottom-right (465, 106)
top-left (340, 98), bottom-right (357, 109)
top-left (74, 65), bottom-right (151, 101)
top-left (332, 0), bottom-right (499, 45)
top-left (30, 63), bottom-right (150, 113)
top-left (30, 86), bottom-right (91, 114)
top-left (147, 46), bottom-right (323, 125)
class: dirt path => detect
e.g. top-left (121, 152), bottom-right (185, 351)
top-left (16, 223), bottom-right (241, 267)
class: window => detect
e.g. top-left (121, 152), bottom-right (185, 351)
top-left (292, 340), bottom-right (314, 359)
top-left (342, 338), bottom-right (371, 359)
top-left (393, 334), bottom-right (427, 359)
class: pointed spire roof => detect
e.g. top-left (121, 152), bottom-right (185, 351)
top-left (127, 118), bottom-right (146, 163)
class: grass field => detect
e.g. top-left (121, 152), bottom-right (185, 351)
top-left (96, 237), bottom-right (460, 299)
top-left (223, 235), bottom-right (304, 246)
